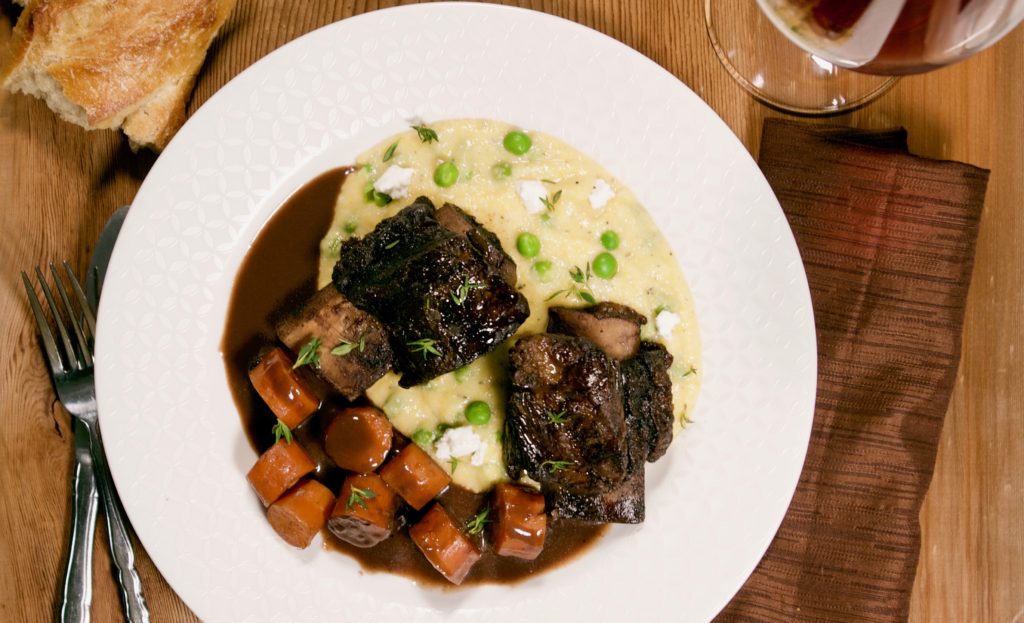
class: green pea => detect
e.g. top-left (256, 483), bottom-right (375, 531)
top-left (532, 260), bottom-right (553, 282)
top-left (600, 230), bottom-right (620, 250)
top-left (593, 252), bottom-right (618, 279)
top-left (434, 161), bottom-right (459, 187)
top-left (453, 365), bottom-right (471, 382)
top-left (492, 162), bottom-right (512, 179)
top-left (465, 400), bottom-right (492, 425)
top-left (503, 131), bottom-right (532, 156)
top-left (412, 429), bottom-right (434, 446)
top-left (516, 232), bottom-right (541, 258)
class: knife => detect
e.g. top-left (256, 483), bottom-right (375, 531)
top-left (88, 205), bottom-right (150, 623)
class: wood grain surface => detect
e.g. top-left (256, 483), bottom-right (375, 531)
top-left (1, 1), bottom-right (1020, 621)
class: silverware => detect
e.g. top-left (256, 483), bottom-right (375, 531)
top-left (23, 257), bottom-right (149, 623)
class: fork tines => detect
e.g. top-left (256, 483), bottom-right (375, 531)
top-left (22, 262), bottom-right (97, 375)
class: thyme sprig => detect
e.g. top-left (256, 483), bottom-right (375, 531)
top-left (346, 486), bottom-right (377, 510)
top-left (407, 337), bottom-right (441, 359)
top-left (331, 335), bottom-right (366, 357)
top-left (466, 507), bottom-right (491, 535)
top-left (293, 337), bottom-right (322, 369)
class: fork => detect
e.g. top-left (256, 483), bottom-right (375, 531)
top-left (23, 262), bottom-right (150, 623)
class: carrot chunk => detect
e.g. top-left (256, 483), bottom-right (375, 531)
top-left (246, 439), bottom-right (316, 507)
top-left (266, 479), bottom-right (335, 549)
top-left (327, 473), bottom-right (399, 548)
top-left (248, 347), bottom-right (320, 429)
top-left (409, 503), bottom-right (481, 585)
top-left (322, 406), bottom-right (393, 473)
top-left (378, 443), bottom-right (451, 510)
top-left (491, 483), bottom-right (547, 560)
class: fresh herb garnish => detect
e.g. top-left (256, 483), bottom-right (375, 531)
top-left (546, 410), bottom-right (568, 424)
top-left (679, 408), bottom-right (693, 428)
top-left (539, 189), bottom-right (562, 211)
top-left (448, 457), bottom-right (459, 473)
top-left (407, 337), bottom-right (441, 359)
top-left (540, 178), bottom-right (556, 184)
top-left (466, 507), bottom-right (491, 535)
top-left (412, 125), bottom-right (439, 143)
top-left (545, 264), bottom-right (596, 304)
top-left (385, 240), bottom-right (400, 250)
top-left (451, 276), bottom-right (485, 306)
top-left (346, 486), bottom-right (377, 510)
top-left (272, 419), bottom-right (293, 444)
top-left (293, 337), bottom-right (322, 369)
top-left (682, 364), bottom-right (697, 378)
top-left (343, 221), bottom-right (358, 235)
top-left (541, 460), bottom-right (575, 473)
top-left (331, 335), bottom-right (366, 357)
top-left (383, 141), bottom-right (398, 162)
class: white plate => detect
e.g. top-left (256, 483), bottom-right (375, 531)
top-left (95, 4), bottom-right (816, 622)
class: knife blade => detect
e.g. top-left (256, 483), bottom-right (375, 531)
top-left (85, 205), bottom-right (151, 623)
top-left (86, 205), bottom-right (128, 309)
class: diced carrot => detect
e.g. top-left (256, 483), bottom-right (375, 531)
top-left (322, 406), bottom-right (393, 473)
top-left (409, 503), bottom-right (481, 585)
top-left (266, 479), bottom-right (335, 549)
top-left (246, 439), bottom-right (316, 507)
top-left (327, 473), bottom-right (398, 548)
top-left (378, 443), bottom-right (451, 510)
top-left (248, 347), bottom-right (320, 429)
top-left (491, 483), bottom-right (547, 560)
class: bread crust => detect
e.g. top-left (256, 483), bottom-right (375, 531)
top-left (1, 0), bottom-right (236, 150)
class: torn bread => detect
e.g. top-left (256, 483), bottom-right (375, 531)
top-left (1, 0), bottom-right (236, 151)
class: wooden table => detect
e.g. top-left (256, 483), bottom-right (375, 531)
top-left (1, 1), bottom-right (1020, 621)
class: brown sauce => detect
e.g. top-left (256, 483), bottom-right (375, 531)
top-left (221, 167), bottom-right (607, 587)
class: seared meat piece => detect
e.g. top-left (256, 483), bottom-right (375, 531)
top-left (435, 202), bottom-right (517, 286)
top-left (622, 342), bottom-right (675, 463)
top-left (333, 198), bottom-right (529, 387)
top-left (276, 285), bottom-right (393, 400)
top-left (505, 318), bottom-right (675, 524)
top-left (547, 302), bottom-right (646, 361)
top-left (505, 334), bottom-right (630, 497)
top-left (549, 467), bottom-right (645, 524)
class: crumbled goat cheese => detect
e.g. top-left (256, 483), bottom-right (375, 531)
top-left (434, 426), bottom-right (487, 466)
top-left (515, 180), bottom-right (549, 214)
top-left (374, 165), bottom-right (415, 199)
top-left (589, 179), bottom-right (615, 210)
top-left (656, 310), bottom-right (681, 339)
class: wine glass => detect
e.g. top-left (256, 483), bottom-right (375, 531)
top-left (706, 0), bottom-right (1024, 115)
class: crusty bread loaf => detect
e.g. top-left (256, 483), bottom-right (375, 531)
top-left (1, 0), bottom-right (236, 151)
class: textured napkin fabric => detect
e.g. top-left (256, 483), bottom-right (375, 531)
top-left (716, 119), bottom-right (989, 623)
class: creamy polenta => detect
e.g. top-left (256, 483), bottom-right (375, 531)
top-left (318, 119), bottom-right (700, 492)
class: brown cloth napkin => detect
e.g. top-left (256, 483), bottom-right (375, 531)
top-left (715, 119), bottom-right (989, 623)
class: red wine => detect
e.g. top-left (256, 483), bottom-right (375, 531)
top-left (761, 0), bottom-right (1024, 75)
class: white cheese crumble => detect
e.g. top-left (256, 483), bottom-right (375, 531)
top-left (434, 426), bottom-right (487, 466)
top-left (373, 165), bottom-right (414, 200)
top-left (589, 178), bottom-right (615, 210)
top-left (655, 309), bottom-right (681, 339)
top-left (515, 180), bottom-right (549, 214)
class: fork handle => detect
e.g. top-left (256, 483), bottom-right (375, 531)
top-left (83, 420), bottom-right (150, 623)
top-left (59, 419), bottom-right (100, 623)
